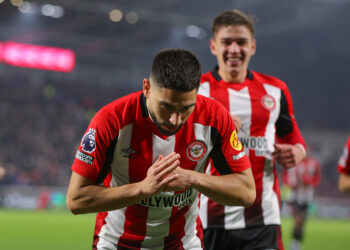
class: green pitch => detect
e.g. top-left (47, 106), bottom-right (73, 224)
top-left (0, 209), bottom-right (95, 250)
top-left (0, 209), bottom-right (349, 250)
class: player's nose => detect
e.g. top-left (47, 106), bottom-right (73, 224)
top-left (169, 112), bottom-right (182, 126)
top-left (229, 42), bottom-right (240, 53)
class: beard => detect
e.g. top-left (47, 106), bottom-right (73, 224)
top-left (149, 110), bottom-right (183, 136)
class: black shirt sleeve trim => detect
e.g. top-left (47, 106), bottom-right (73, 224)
top-left (96, 136), bottom-right (118, 184)
top-left (276, 91), bottom-right (293, 137)
top-left (209, 127), bottom-right (233, 175)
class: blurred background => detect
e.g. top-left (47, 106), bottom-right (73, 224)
top-left (0, 0), bottom-right (349, 222)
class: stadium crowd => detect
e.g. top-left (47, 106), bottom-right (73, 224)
top-left (0, 72), bottom-right (122, 186)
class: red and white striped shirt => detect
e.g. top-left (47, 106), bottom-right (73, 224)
top-left (338, 136), bottom-right (350, 175)
top-left (71, 91), bottom-right (250, 249)
top-left (198, 68), bottom-right (306, 229)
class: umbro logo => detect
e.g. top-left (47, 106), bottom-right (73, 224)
top-left (122, 148), bottom-right (136, 158)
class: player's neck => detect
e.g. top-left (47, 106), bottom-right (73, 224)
top-left (145, 99), bottom-right (153, 121)
top-left (219, 69), bottom-right (247, 83)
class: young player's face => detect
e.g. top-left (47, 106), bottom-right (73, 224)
top-left (143, 79), bottom-right (197, 136)
top-left (210, 25), bottom-right (256, 82)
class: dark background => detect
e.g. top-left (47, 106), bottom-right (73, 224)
top-left (0, 0), bottom-right (349, 191)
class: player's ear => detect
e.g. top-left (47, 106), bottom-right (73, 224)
top-left (209, 38), bottom-right (217, 56)
top-left (251, 39), bottom-right (257, 56)
top-left (143, 78), bottom-right (151, 97)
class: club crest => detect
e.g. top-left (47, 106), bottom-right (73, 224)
top-left (186, 140), bottom-right (207, 161)
top-left (261, 94), bottom-right (276, 111)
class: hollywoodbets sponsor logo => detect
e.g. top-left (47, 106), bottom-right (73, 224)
top-left (75, 150), bottom-right (94, 165)
top-left (239, 136), bottom-right (269, 156)
top-left (140, 189), bottom-right (193, 209)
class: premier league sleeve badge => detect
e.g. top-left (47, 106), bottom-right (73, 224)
top-left (81, 128), bottom-right (97, 153)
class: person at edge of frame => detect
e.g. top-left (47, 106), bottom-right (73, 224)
top-left (282, 154), bottom-right (321, 250)
top-left (338, 135), bottom-right (350, 192)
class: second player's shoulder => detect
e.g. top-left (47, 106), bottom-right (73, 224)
top-left (252, 71), bottom-right (288, 90)
top-left (201, 70), bottom-right (215, 83)
top-left (193, 94), bottom-right (231, 123)
top-left (199, 71), bottom-right (220, 97)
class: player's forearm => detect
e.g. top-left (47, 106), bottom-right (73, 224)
top-left (191, 168), bottom-right (256, 207)
top-left (338, 174), bottom-right (350, 193)
top-left (67, 182), bottom-right (145, 214)
top-left (294, 144), bottom-right (307, 165)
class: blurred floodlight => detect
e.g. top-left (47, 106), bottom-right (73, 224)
top-left (52, 6), bottom-right (64, 18)
top-left (0, 0), bottom-right (5, 4)
top-left (109, 9), bottom-right (123, 22)
top-left (41, 4), bottom-right (55, 16)
top-left (41, 4), bottom-right (64, 18)
top-left (126, 12), bottom-right (138, 24)
top-left (186, 25), bottom-right (207, 40)
top-left (18, 1), bottom-right (31, 14)
top-left (186, 25), bottom-right (200, 38)
top-left (11, 0), bottom-right (23, 7)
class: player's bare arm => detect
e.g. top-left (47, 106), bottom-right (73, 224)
top-left (273, 143), bottom-right (306, 169)
top-left (67, 153), bottom-right (180, 214)
top-left (165, 167), bottom-right (255, 207)
top-left (338, 173), bottom-right (350, 192)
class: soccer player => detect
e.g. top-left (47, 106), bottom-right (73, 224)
top-left (198, 10), bottom-right (306, 250)
top-left (337, 135), bottom-right (350, 192)
top-left (66, 49), bottom-right (256, 250)
top-left (283, 155), bottom-right (321, 250)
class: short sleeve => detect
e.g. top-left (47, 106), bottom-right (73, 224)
top-left (210, 103), bottom-right (251, 175)
top-left (71, 109), bottom-right (116, 182)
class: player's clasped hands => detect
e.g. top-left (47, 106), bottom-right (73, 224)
top-left (140, 152), bottom-right (181, 196)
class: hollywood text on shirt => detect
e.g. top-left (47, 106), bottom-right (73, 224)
top-left (239, 136), bottom-right (270, 157)
top-left (140, 188), bottom-right (193, 209)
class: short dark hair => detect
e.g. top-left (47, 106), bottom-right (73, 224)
top-left (212, 9), bottom-right (255, 38)
top-left (150, 49), bottom-right (201, 91)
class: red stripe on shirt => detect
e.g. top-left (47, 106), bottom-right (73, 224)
top-left (196, 213), bottom-right (204, 248)
top-left (164, 197), bottom-right (188, 250)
